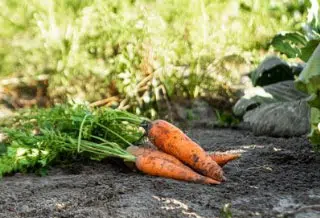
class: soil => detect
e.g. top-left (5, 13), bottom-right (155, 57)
top-left (0, 125), bottom-right (320, 218)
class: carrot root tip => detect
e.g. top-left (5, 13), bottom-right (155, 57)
top-left (222, 176), bottom-right (227, 182)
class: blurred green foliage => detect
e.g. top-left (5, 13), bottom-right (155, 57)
top-left (0, 0), bottom-right (309, 117)
top-left (271, 0), bottom-right (320, 62)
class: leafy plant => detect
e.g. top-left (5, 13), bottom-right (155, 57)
top-left (221, 203), bottom-right (233, 218)
top-left (271, 0), bottom-right (320, 61)
top-left (233, 43), bottom-right (320, 151)
top-left (233, 80), bottom-right (310, 136)
top-left (295, 43), bottom-right (320, 150)
top-left (234, 1), bottom-right (320, 143)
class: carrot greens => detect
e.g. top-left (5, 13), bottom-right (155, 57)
top-left (0, 104), bottom-right (145, 177)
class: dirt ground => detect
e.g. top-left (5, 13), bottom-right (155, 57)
top-left (0, 125), bottom-right (320, 218)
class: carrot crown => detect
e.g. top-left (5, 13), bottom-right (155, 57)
top-left (140, 120), bottom-right (152, 134)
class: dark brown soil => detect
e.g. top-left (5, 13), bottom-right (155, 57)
top-left (1, 126), bottom-right (320, 218)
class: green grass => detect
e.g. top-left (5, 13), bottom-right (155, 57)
top-left (0, 0), bottom-right (309, 117)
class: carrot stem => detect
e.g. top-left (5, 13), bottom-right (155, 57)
top-left (90, 135), bottom-right (108, 143)
top-left (110, 116), bottom-right (143, 124)
top-left (79, 141), bottom-right (136, 162)
top-left (96, 123), bottom-right (134, 147)
top-left (77, 114), bottom-right (90, 152)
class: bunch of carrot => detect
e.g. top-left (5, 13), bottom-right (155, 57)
top-left (129, 120), bottom-right (240, 185)
top-left (0, 104), bottom-right (239, 185)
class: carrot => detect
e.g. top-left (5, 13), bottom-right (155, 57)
top-left (143, 120), bottom-right (225, 181)
top-left (135, 152), bottom-right (220, 185)
top-left (127, 145), bottom-right (185, 167)
top-left (128, 145), bottom-right (220, 184)
top-left (209, 152), bottom-right (241, 167)
top-left (128, 145), bottom-right (240, 167)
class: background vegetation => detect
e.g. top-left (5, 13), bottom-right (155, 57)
top-left (0, 0), bottom-right (311, 117)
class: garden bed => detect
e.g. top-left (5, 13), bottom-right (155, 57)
top-left (1, 125), bottom-right (319, 218)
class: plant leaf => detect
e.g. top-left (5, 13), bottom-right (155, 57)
top-left (308, 107), bottom-right (320, 150)
top-left (233, 81), bottom-right (309, 116)
top-left (233, 80), bottom-right (311, 137)
top-left (0, 143), bottom-right (6, 155)
top-left (295, 43), bottom-right (320, 95)
top-left (250, 56), bottom-right (294, 86)
top-left (243, 100), bottom-right (310, 137)
top-left (300, 40), bottom-right (320, 62)
top-left (295, 43), bottom-right (320, 149)
top-left (271, 31), bottom-right (308, 58)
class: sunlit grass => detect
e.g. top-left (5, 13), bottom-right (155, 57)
top-left (0, 0), bottom-right (309, 116)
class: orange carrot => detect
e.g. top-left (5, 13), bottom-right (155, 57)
top-left (127, 145), bottom-right (185, 167)
top-left (143, 120), bottom-right (225, 181)
top-left (135, 152), bottom-right (220, 185)
top-left (209, 152), bottom-right (241, 167)
top-left (128, 145), bottom-right (240, 167)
